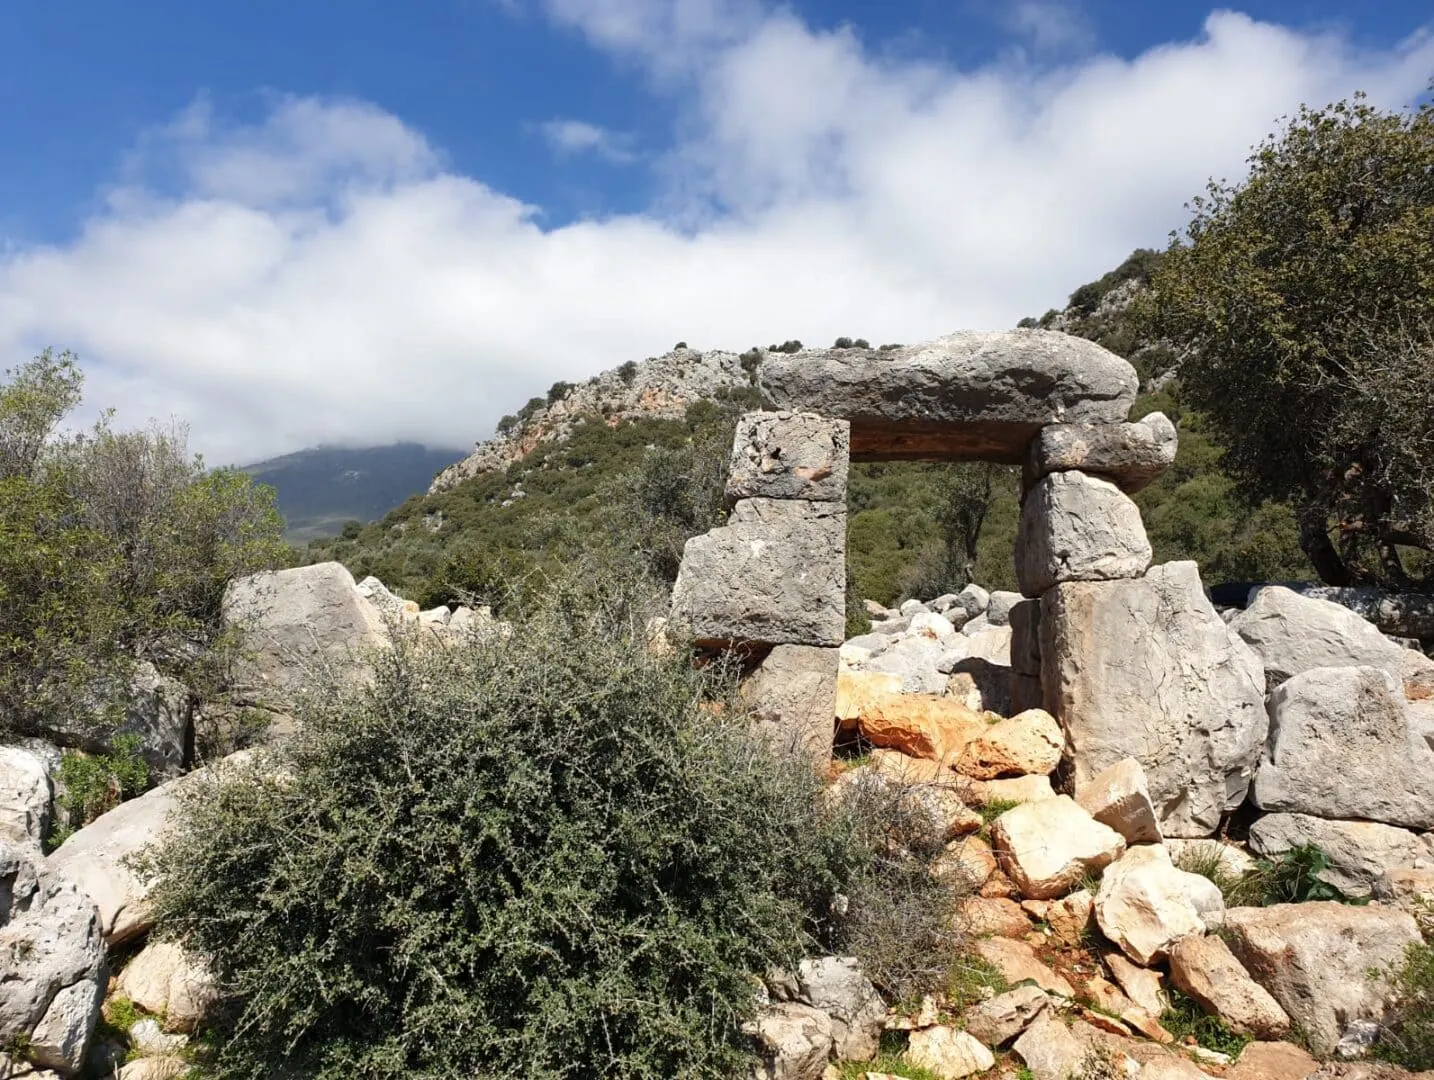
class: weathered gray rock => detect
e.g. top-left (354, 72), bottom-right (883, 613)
top-left (758, 331), bottom-right (1138, 463)
top-left (1008, 600), bottom-right (1041, 677)
top-left (1025, 412), bottom-right (1178, 493)
top-left (748, 1002), bottom-right (834, 1080)
top-left (1254, 666), bottom-right (1434, 829)
top-left (741, 646), bottom-right (839, 764)
top-left (1012, 1014), bottom-right (1087, 1080)
top-left (1248, 813), bottom-right (1434, 899)
top-left (0, 840), bottom-right (105, 1075)
top-left (33, 662), bottom-right (193, 777)
top-left (1257, 584), bottom-right (1434, 643)
top-left (725, 411), bottom-right (850, 505)
top-left (1222, 902), bottom-right (1422, 1057)
top-left (1016, 471), bottom-right (1152, 597)
top-left (985, 591), bottom-right (1024, 627)
top-left (0, 745), bottom-right (52, 848)
top-left (224, 562), bottom-right (390, 709)
top-left (1076, 757), bottom-right (1162, 845)
top-left (1230, 587), bottom-right (1409, 688)
top-left (1168, 934), bottom-right (1291, 1039)
top-left (963, 985), bottom-right (1050, 1047)
top-left (955, 584), bottom-right (990, 620)
top-left (863, 634), bottom-right (949, 695)
top-left (794, 957), bottom-right (885, 1061)
top-left (1094, 844), bottom-right (1219, 965)
top-left (1041, 562), bottom-right (1268, 837)
top-left (670, 498), bottom-right (846, 648)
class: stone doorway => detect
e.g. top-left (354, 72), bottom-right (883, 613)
top-left (669, 331), bottom-right (1267, 839)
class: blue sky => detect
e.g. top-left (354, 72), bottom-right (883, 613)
top-left (1, 1), bottom-right (1431, 462)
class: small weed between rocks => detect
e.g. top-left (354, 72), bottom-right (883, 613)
top-left (1160, 988), bottom-right (1252, 1058)
top-left (837, 1033), bottom-right (943, 1080)
top-left (976, 798), bottom-right (1019, 841)
top-left (1374, 899), bottom-right (1434, 1069)
top-left (1176, 842), bottom-right (1357, 907)
top-left (945, 955), bottom-right (1009, 1010)
top-left (1071, 1043), bottom-right (1125, 1080)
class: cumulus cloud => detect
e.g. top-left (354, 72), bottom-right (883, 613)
top-left (1, 5), bottom-right (1432, 465)
top-left (540, 118), bottom-right (637, 161)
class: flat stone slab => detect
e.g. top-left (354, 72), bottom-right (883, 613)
top-left (670, 498), bottom-right (846, 648)
top-left (758, 330), bottom-right (1138, 462)
top-left (1025, 412), bottom-right (1177, 493)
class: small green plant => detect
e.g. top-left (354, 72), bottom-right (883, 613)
top-left (944, 954), bottom-right (1008, 1010)
top-left (1015, 1067), bottom-right (1035, 1080)
top-left (49, 735), bottom-right (150, 848)
top-left (1160, 988), bottom-right (1252, 1057)
top-left (1375, 900), bottom-right (1434, 1068)
top-left (837, 1032), bottom-right (943, 1080)
top-left (976, 798), bottom-right (1019, 831)
top-left (616, 360), bottom-right (639, 385)
top-left (739, 348), bottom-right (763, 384)
top-left (1172, 843), bottom-right (1246, 906)
top-left (833, 336), bottom-right (854, 349)
top-left (1244, 844), bottom-right (1349, 906)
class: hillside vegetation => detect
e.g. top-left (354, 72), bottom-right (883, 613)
top-left (301, 253), bottom-right (1311, 612)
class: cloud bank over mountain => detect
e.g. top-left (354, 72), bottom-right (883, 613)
top-left (1, 3), bottom-right (1431, 464)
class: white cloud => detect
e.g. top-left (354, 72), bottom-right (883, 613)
top-left (1002, 1), bottom-right (1095, 54)
top-left (2, 6), bottom-right (1432, 466)
top-left (540, 118), bottom-right (637, 161)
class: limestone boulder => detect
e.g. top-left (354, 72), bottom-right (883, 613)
top-left (1013, 1014), bottom-right (1087, 1080)
top-left (1231, 586), bottom-right (1409, 687)
top-left (115, 939), bottom-right (218, 1034)
top-left (1168, 934), bottom-right (1291, 1039)
top-left (853, 694), bottom-right (986, 763)
top-left (748, 1003), bottom-right (834, 1080)
top-left (1094, 845), bottom-right (1221, 965)
top-left (990, 795), bottom-right (1126, 900)
top-left (963, 985), bottom-right (1050, 1047)
top-left (725, 411), bottom-right (850, 504)
top-left (794, 957), bottom-right (885, 1061)
top-left (961, 774), bottom-right (1056, 807)
top-left (1274, 584), bottom-right (1434, 642)
top-left (936, 836), bottom-right (999, 891)
top-left (1016, 471), bottom-right (1152, 598)
top-left (34, 662), bottom-right (193, 777)
top-left (863, 634), bottom-right (950, 694)
top-left (116, 1060), bottom-right (189, 1080)
top-left (1254, 666), bottom-right (1434, 829)
top-left (955, 710), bottom-right (1063, 779)
top-left (0, 840), bottom-right (105, 1075)
top-left (224, 562), bottom-right (389, 710)
top-left (741, 645), bottom-right (839, 764)
top-left (1025, 412), bottom-right (1178, 493)
top-left (905, 1026), bottom-right (996, 1079)
top-left (670, 498), bottom-right (846, 648)
top-left (758, 330), bottom-right (1139, 462)
top-left (960, 896), bottom-right (1031, 937)
top-left (1225, 1042), bottom-right (1320, 1080)
top-left (1, 744), bottom-right (53, 848)
top-left (985, 591), bottom-right (1025, 627)
top-left (1248, 813), bottom-right (1434, 899)
top-left (972, 937), bottom-right (1075, 998)
top-left (1041, 561), bottom-right (1268, 837)
top-left (1222, 902), bottom-right (1422, 1057)
top-left (1106, 954), bottom-right (1167, 1017)
top-left (834, 671), bottom-right (904, 730)
top-left (1076, 757), bottom-right (1162, 845)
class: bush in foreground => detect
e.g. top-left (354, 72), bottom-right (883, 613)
top-left (147, 575), bottom-right (961, 1078)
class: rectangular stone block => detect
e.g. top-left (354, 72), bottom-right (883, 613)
top-left (741, 645), bottom-right (839, 765)
top-left (726, 411), bottom-right (850, 505)
top-left (670, 498), bottom-right (846, 648)
top-left (1015, 471), bottom-right (1152, 598)
top-left (1023, 413), bottom-right (1177, 494)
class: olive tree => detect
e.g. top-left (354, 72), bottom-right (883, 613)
top-left (1146, 91), bottom-right (1434, 588)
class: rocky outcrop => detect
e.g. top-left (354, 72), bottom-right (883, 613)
top-left (1254, 666), bottom-right (1434, 829)
top-left (0, 745), bottom-right (53, 848)
top-left (223, 562), bottom-right (389, 709)
top-left (1221, 902), bottom-right (1422, 1057)
top-left (670, 498), bottom-right (846, 649)
top-left (1025, 412), bottom-right (1178, 494)
top-left (1248, 813), bottom-right (1434, 899)
top-left (0, 840), bottom-right (105, 1075)
top-left (1230, 587), bottom-right (1410, 687)
top-left (1015, 471), bottom-right (1152, 597)
top-left (759, 330), bottom-right (1138, 462)
top-left (1167, 934), bottom-right (1291, 1039)
top-left (1041, 561), bottom-right (1268, 837)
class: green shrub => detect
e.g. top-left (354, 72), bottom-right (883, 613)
top-left (48, 735), bottom-right (151, 849)
top-left (1376, 902), bottom-right (1434, 1069)
top-left (617, 360), bottom-right (639, 385)
top-left (1160, 988), bottom-right (1252, 1057)
top-left (146, 576), bottom-right (949, 1079)
top-left (833, 336), bottom-right (854, 349)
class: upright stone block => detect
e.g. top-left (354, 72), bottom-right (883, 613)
top-left (670, 498), bottom-right (846, 648)
top-left (741, 645), bottom-right (840, 765)
top-left (726, 411), bottom-right (850, 505)
top-left (1016, 471), bottom-right (1152, 597)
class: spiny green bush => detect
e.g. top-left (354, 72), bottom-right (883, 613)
top-left (146, 571), bottom-right (961, 1079)
top-left (48, 735), bottom-right (151, 849)
top-left (1376, 900), bottom-right (1434, 1069)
